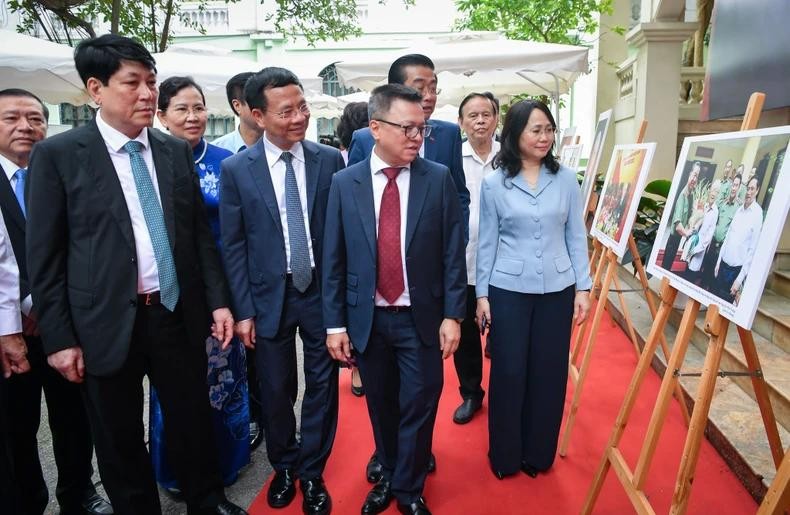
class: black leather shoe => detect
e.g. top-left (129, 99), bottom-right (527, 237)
top-left (366, 453), bottom-right (383, 483)
top-left (301, 477), bottom-right (331, 515)
top-left (427, 453), bottom-right (436, 474)
top-left (453, 398), bottom-right (482, 424)
top-left (267, 470), bottom-right (296, 508)
top-left (361, 479), bottom-right (392, 514)
top-left (214, 500), bottom-right (248, 515)
top-left (250, 421), bottom-right (263, 451)
top-left (351, 369), bottom-right (365, 397)
top-left (81, 491), bottom-right (114, 514)
top-left (521, 462), bottom-right (539, 478)
top-left (397, 497), bottom-right (431, 515)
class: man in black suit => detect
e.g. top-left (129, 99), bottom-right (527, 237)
top-left (220, 67), bottom-right (343, 515)
top-left (26, 35), bottom-right (246, 515)
top-left (323, 84), bottom-right (467, 515)
top-left (0, 88), bottom-right (112, 515)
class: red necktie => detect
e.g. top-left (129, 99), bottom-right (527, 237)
top-left (377, 167), bottom-right (405, 303)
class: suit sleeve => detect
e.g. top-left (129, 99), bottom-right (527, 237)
top-left (441, 168), bottom-right (467, 319)
top-left (219, 159), bottom-right (255, 321)
top-left (475, 178), bottom-right (497, 298)
top-left (346, 129), bottom-right (367, 166)
top-left (321, 176), bottom-right (347, 329)
top-left (448, 125), bottom-right (471, 243)
top-left (564, 173), bottom-right (593, 291)
top-left (26, 143), bottom-right (79, 353)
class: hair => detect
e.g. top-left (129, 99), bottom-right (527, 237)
top-left (336, 101), bottom-right (369, 149)
top-left (0, 88), bottom-right (49, 119)
top-left (458, 91), bottom-right (499, 119)
top-left (157, 76), bottom-right (205, 111)
top-left (243, 67), bottom-right (303, 112)
top-left (494, 99), bottom-right (559, 177)
top-left (225, 72), bottom-right (255, 116)
top-left (732, 173), bottom-right (743, 185)
top-left (368, 84), bottom-right (423, 120)
top-left (74, 34), bottom-right (156, 86)
top-left (387, 54), bottom-right (435, 85)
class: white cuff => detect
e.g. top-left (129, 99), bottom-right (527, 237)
top-left (326, 327), bottom-right (347, 335)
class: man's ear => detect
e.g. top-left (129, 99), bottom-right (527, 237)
top-left (251, 108), bottom-right (266, 131)
top-left (369, 119), bottom-right (381, 142)
top-left (86, 77), bottom-right (104, 106)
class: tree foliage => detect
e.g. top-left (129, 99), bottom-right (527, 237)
top-left (454, 0), bottom-right (614, 44)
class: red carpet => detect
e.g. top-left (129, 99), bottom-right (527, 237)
top-left (249, 312), bottom-right (757, 514)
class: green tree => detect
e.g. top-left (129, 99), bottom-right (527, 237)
top-left (454, 0), bottom-right (613, 45)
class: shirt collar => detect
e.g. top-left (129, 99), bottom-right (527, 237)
top-left (262, 132), bottom-right (304, 169)
top-left (462, 139), bottom-right (500, 166)
top-left (95, 109), bottom-right (149, 153)
top-left (370, 146), bottom-right (411, 177)
top-left (0, 153), bottom-right (22, 181)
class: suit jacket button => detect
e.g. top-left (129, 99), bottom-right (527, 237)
top-left (130, 299), bottom-right (137, 307)
top-left (131, 257), bottom-right (136, 263)
top-left (537, 268), bottom-right (543, 274)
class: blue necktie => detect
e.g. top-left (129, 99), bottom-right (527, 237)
top-left (123, 141), bottom-right (180, 311)
top-left (14, 168), bottom-right (26, 217)
top-left (281, 152), bottom-right (311, 292)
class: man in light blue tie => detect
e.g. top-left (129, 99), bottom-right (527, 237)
top-left (220, 67), bottom-right (345, 515)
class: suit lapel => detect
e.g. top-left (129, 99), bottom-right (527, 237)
top-left (424, 124), bottom-right (438, 162)
top-left (148, 129), bottom-right (176, 251)
top-left (81, 122), bottom-right (135, 252)
top-left (247, 141), bottom-right (284, 237)
top-left (0, 165), bottom-right (26, 234)
top-left (352, 160), bottom-right (377, 260)
top-left (303, 142), bottom-right (320, 221)
top-left (405, 158), bottom-right (429, 252)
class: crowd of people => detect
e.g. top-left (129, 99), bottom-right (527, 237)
top-left (0, 33), bottom-right (592, 515)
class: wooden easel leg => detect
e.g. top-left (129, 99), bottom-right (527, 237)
top-left (571, 242), bottom-right (609, 368)
top-left (581, 279), bottom-right (678, 515)
top-left (757, 446), bottom-right (790, 515)
top-left (633, 299), bottom-right (701, 488)
top-left (611, 270), bottom-right (642, 356)
top-left (737, 326), bottom-right (785, 469)
top-left (671, 307), bottom-right (729, 514)
top-left (560, 251), bottom-right (617, 457)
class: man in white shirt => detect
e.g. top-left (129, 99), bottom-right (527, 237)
top-left (715, 175), bottom-right (763, 304)
top-left (212, 72), bottom-right (265, 154)
top-left (451, 92), bottom-right (500, 425)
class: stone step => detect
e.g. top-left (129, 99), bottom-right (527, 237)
top-left (772, 250), bottom-right (790, 271)
top-left (752, 289), bottom-right (790, 355)
top-left (600, 266), bottom-right (790, 501)
top-left (767, 269), bottom-right (790, 298)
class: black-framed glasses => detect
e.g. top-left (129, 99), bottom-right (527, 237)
top-left (270, 103), bottom-right (310, 119)
top-left (374, 119), bottom-right (432, 139)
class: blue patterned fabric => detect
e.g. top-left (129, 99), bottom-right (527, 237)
top-left (149, 140), bottom-right (249, 488)
top-left (281, 151), bottom-right (312, 292)
top-left (123, 141), bottom-right (180, 310)
top-left (13, 168), bottom-right (26, 216)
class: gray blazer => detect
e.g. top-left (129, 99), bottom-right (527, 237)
top-left (476, 164), bottom-right (592, 297)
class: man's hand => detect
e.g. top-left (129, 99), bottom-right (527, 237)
top-left (211, 308), bottom-right (235, 349)
top-left (439, 319), bottom-right (461, 359)
top-left (326, 332), bottom-right (352, 364)
top-left (47, 346), bottom-right (84, 383)
top-left (22, 312), bottom-right (39, 337)
top-left (235, 318), bottom-right (256, 349)
top-left (574, 291), bottom-right (591, 325)
top-left (0, 333), bottom-right (30, 378)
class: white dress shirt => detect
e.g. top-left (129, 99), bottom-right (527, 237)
top-left (717, 200), bottom-right (763, 287)
top-left (0, 210), bottom-right (21, 335)
top-left (461, 139), bottom-right (500, 286)
top-left (95, 110), bottom-right (161, 294)
top-left (262, 134), bottom-right (316, 272)
top-left (1, 153), bottom-right (33, 316)
top-left (687, 202), bottom-right (718, 272)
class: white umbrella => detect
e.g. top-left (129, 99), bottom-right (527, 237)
top-left (337, 91), bottom-right (371, 107)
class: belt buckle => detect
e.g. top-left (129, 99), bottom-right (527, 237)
top-left (144, 293), bottom-right (153, 306)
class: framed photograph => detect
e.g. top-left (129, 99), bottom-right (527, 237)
top-left (581, 109), bottom-right (613, 213)
top-left (647, 127), bottom-right (790, 329)
top-left (560, 144), bottom-right (583, 170)
top-left (559, 126), bottom-right (577, 153)
top-left (590, 143), bottom-right (657, 258)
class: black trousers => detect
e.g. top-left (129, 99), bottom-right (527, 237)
top-left (7, 334), bottom-right (95, 515)
top-left (453, 285), bottom-right (484, 402)
top-left (256, 278), bottom-right (338, 480)
top-left (81, 302), bottom-right (224, 515)
top-left (487, 285), bottom-right (574, 475)
top-left (0, 373), bottom-right (21, 514)
top-left (662, 232), bottom-right (682, 271)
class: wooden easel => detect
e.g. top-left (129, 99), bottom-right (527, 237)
top-left (757, 446), bottom-right (790, 514)
top-left (560, 121), bottom-right (689, 457)
top-left (581, 92), bottom-right (785, 514)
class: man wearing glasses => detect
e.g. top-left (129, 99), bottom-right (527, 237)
top-left (323, 84), bottom-right (466, 515)
top-left (219, 67), bottom-right (345, 515)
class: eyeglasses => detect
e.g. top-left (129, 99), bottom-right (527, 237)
top-left (526, 125), bottom-right (556, 137)
top-left (374, 119), bottom-right (433, 139)
top-left (270, 104), bottom-right (310, 119)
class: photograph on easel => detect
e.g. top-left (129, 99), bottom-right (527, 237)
top-left (560, 143), bottom-right (583, 170)
top-left (581, 109), bottom-right (613, 212)
top-left (590, 143), bottom-right (657, 258)
top-left (647, 126), bottom-right (790, 329)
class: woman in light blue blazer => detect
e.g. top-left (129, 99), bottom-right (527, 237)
top-left (475, 100), bottom-right (592, 479)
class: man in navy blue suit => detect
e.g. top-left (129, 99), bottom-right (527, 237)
top-left (323, 84), bottom-right (467, 515)
top-left (219, 67), bottom-right (344, 515)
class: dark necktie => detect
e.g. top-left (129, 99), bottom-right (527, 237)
top-left (377, 167), bottom-right (404, 303)
top-left (282, 152), bottom-right (312, 293)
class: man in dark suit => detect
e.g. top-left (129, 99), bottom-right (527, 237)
top-left (0, 88), bottom-right (112, 515)
top-left (26, 35), bottom-right (246, 515)
top-left (323, 84), bottom-right (467, 515)
top-left (219, 67), bottom-right (343, 515)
